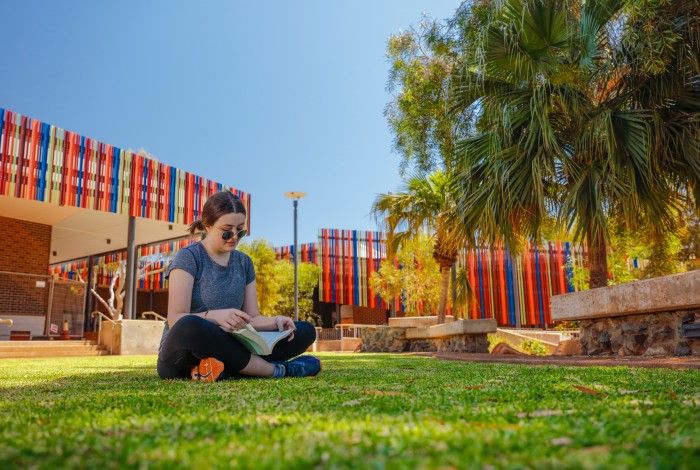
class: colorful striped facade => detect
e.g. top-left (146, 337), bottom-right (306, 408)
top-left (462, 243), bottom-right (584, 327)
top-left (49, 237), bottom-right (196, 290)
top-left (51, 225), bottom-right (588, 327)
top-left (0, 108), bottom-right (251, 227)
top-left (317, 228), bottom-right (587, 327)
top-left (318, 229), bottom-right (401, 311)
top-left (136, 238), bottom-right (194, 290)
top-left (274, 243), bottom-right (318, 264)
top-left (50, 259), bottom-right (89, 282)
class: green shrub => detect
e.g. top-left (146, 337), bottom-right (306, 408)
top-left (520, 339), bottom-right (548, 356)
top-left (553, 321), bottom-right (578, 331)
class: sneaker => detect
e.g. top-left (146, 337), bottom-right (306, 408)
top-left (277, 355), bottom-right (321, 378)
top-left (191, 357), bottom-right (225, 382)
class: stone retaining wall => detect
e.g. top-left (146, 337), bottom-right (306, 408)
top-left (579, 310), bottom-right (700, 356)
top-left (359, 326), bottom-right (489, 353)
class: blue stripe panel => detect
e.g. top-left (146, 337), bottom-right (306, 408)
top-left (76, 136), bottom-right (85, 206)
top-left (533, 246), bottom-right (544, 326)
top-left (352, 230), bottom-right (359, 306)
top-left (505, 247), bottom-right (516, 326)
top-left (111, 147), bottom-right (121, 213)
top-left (564, 242), bottom-right (574, 292)
top-left (169, 166), bottom-right (176, 222)
top-left (38, 122), bottom-right (50, 201)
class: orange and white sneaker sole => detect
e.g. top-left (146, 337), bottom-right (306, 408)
top-left (191, 357), bottom-right (225, 382)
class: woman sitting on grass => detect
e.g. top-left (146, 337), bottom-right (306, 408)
top-left (157, 190), bottom-right (321, 382)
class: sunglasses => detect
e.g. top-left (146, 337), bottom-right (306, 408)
top-left (220, 228), bottom-right (247, 241)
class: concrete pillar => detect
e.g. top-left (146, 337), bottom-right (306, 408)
top-left (83, 255), bottom-right (94, 331)
top-left (123, 216), bottom-right (137, 320)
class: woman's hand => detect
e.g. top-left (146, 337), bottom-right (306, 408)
top-left (275, 315), bottom-right (296, 341)
top-left (209, 309), bottom-right (252, 333)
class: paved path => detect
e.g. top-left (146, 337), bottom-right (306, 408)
top-left (412, 352), bottom-right (700, 370)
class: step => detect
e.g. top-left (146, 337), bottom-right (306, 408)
top-left (0, 340), bottom-right (95, 349)
top-left (406, 319), bottom-right (497, 339)
top-left (0, 349), bottom-right (110, 359)
top-left (494, 328), bottom-right (559, 354)
top-left (0, 344), bottom-right (104, 352)
top-left (0, 340), bottom-right (110, 359)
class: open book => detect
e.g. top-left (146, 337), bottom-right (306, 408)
top-left (231, 323), bottom-right (293, 355)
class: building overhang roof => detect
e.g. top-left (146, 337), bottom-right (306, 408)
top-left (1, 195), bottom-right (190, 263)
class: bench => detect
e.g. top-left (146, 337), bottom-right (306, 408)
top-left (551, 270), bottom-right (700, 356)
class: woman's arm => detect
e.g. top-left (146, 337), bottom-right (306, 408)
top-left (167, 269), bottom-right (201, 328)
top-left (244, 282), bottom-right (295, 336)
top-left (243, 281), bottom-right (275, 330)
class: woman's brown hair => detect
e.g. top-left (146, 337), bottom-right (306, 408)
top-left (188, 191), bottom-right (247, 235)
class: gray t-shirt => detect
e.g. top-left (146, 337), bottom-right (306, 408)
top-left (159, 241), bottom-right (256, 351)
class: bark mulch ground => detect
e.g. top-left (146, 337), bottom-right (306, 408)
top-left (413, 352), bottom-right (700, 369)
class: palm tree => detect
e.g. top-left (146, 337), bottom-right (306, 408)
top-left (451, 0), bottom-right (700, 288)
top-left (373, 170), bottom-right (467, 323)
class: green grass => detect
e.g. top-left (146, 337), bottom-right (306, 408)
top-left (0, 354), bottom-right (699, 469)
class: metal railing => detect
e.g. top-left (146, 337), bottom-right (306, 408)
top-left (315, 324), bottom-right (377, 341)
top-left (316, 327), bottom-right (341, 341)
top-left (0, 271), bottom-right (86, 338)
top-left (92, 310), bottom-right (117, 355)
top-left (141, 311), bottom-right (166, 321)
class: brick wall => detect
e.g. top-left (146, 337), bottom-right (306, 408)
top-left (0, 275), bottom-right (49, 316)
top-left (0, 216), bottom-right (51, 274)
top-left (0, 217), bottom-right (52, 317)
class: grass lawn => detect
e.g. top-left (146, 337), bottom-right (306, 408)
top-left (0, 354), bottom-right (699, 469)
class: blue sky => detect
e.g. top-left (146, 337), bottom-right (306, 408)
top-left (0, 1), bottom-right (460, 247)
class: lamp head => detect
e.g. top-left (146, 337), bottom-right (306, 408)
top-left (284, 192), bottom-right (307, 199)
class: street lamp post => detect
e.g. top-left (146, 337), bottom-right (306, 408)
top-left (284, 192), bottom-right (306, 321)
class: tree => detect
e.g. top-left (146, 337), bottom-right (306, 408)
top-left (369, 234), bottom-right (442, 315)
top-left (275, 261), bottom-right (320, 325)
top-left (386, 16), bottom-right (472, 176)
top-left (382, 12), bottom-right (491, 323)
top-left (678, 204), bottom-right (700, 271)
top-left (451, 0), bottom-right (700, 288)
top-left (237, 240), bottom-right (284, 315)
top-left (82, 252), bottom-right (172, 319)
top-left (373, 171), bottom-right (467, 323)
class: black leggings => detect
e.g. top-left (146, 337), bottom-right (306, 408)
top-left (157, 315), bottom-right (317, 380)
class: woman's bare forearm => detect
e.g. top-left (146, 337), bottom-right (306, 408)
top-left (167, 309), bottom-right (221, 328)
top-left (249, 314), bottom-right (278, 331)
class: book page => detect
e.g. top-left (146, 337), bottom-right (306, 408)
top-left (257, 330), bottom-right (293, 345)
top-left (232, 325), bottom-right (294, 355)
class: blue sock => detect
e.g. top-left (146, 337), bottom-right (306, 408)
top-left (272, 363), bottom-right (286, 378)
